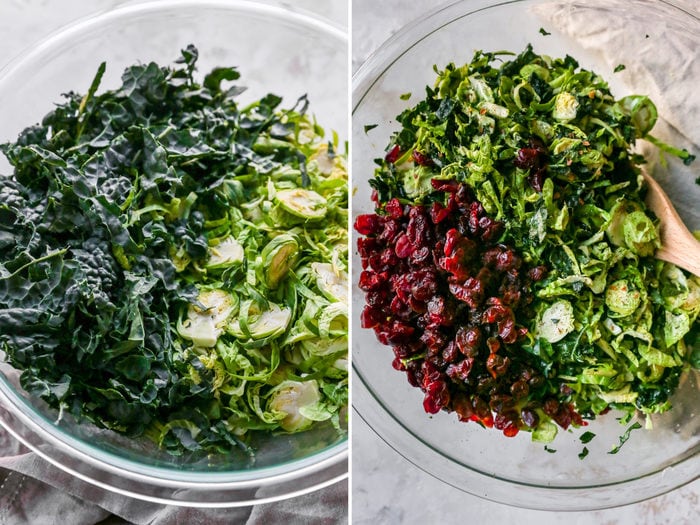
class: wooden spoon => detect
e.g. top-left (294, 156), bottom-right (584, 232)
top-left (642, 169), bottom-right (700, 276)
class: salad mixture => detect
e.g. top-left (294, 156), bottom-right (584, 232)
top-left (355, 45), bottom-right (700, 446)
top-left (0, 46), bottom-right (348, 456)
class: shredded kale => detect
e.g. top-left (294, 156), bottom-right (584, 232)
top-left (0, 45), bottom-right (348, 456)
top-left (609, 422), bottom-right (643, 454)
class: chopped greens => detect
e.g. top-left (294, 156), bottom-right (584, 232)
top-left (363, 44), bottom-right (699, 447)
top-left (580, 431), bottom-right (596, 444)
top-left (0, 45), bottom-right (348, 456)
top-left (609, 422), bottom-right (643, 454)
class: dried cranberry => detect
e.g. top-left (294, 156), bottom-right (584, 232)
top-left (420, 328), bottom-right (447, 355)
top-left (527, 265), bottom-right (548, 281)
top-left (385, 198), bottom-right (404, 219)
top-left (498, 318), bottom-right (517, 344)
top-left (379, 218), bottom-right (401, 243)
top-left (543, 398), bottom-right (560, 417)
top-left (410, 246), bottom-right (431, 264)
top-left (446, 358), bottom-right (474, 382)
top-left (442, 341), bottom-right (459, 363)
top-left (391, 356), bottom-right (406, 371)
top-left (472, 396), bottom-right (491, 420)
top-left (394, 233), bottom-right (414, 258)
top-left (479, 217), bottom-right (504, 242)
top-left (452, 393), bottom-right (475, 421)
top-left (354, 214), bottom-right (382, 236)
top-left (486, 337), bottom-right (501, 353)
top-left (357, 237), bottom-right (379, 258)
top-left (486, 353), bottom-right (510, 377)
top-left (430, 178), bottom-right (460, 193)
top-left (510, 379), bottom-right (529, 399)
top-left (385, 320), bottom-right (415, 344)
top-left (385, 144), bottom-right (401, 163)
top-left (528, 168), bottom-right (546, 192)
top-left (360, 306), bottom-right (384, 329)
top-left (423, 380), bottom-right (451, 414)
top-left (430, 201), bottom-right (449, 224)
top-left (520, 408), bottom-right (539, 428)
top-left (455, 326), bottom-right (482, 357)
top-left (514, 147), bottom-right (541, 170)
top-left (412, 149), bottom-right (432, 166)
top-left (467, 201), bottom-right (483, 235)
top-left (489, 394), bottom-right (514, 413)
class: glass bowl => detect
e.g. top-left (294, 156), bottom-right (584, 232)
top-left (352, 0), bottom-right (699, 511)
top-left (0, 0), bottom-right (347, 507)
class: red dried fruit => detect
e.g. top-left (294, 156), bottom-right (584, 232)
top-left (412, 149), bottom-right (432, 166)
top-left (423, 380), bottom-right (451, 414)
top-left (360, 306), bottom-right (384, 329)
top-left (385, 197), bottom-right (404, 219)
top-left (385, 144), bottom-right (401, 163)
top-left (354, 213), bottom-right (381, 236)
top-left (430, 178), bottom-right (460, 193)
top-left (394, 233), bottom-right (414, 258)
top-left (430, 201), bottom-right (450, 224)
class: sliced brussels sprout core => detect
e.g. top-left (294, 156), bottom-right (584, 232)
top-left (275, 188), bottom-right (327, 219)
top-left (311, 262), bottom-right (348, 304)
top-left (268, 380), bottom-right (320, 432)
top-left (261, 235), bottom-right (299, 289)
top-left (177, 289), bottom-right (238, 347)
top-left (206, 236), bottom-right (244, 269)
top-left (229, 302), bottom-right (292, 340)
top-left (537, 300), bottom-right (575, 343)
top-left (605, 279), bottom-right (641, 317)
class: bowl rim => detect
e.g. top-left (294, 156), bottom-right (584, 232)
top-left (351, 0), bottom-right (699, 511)
top-left (0, 0), bottom-right (348, 506)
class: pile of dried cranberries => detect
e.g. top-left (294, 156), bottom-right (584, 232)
top-left (355, 179), bottom-right (583, 436)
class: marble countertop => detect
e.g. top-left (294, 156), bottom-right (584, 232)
top-left (351, 0), bottom-right (700, 523)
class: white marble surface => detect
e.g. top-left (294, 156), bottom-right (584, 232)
top-left (350, 0), bottom-right (700, 523)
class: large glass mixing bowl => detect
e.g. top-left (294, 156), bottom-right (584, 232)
top-left (352, 0), bottom-right (699, 511)
top-left (0, 0), bottom-right (347, 507)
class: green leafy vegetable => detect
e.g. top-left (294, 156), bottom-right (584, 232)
top-left (580, 431), bottom-right (596, 444)
top-left (609, 422), bottom-right (642, 454)
top-left (0, 45), bottom-right (348, 456)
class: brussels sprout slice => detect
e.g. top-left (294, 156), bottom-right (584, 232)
top-left (605, 279), bottom-right (641, 317)
top-left (177, 289), bottom-right (238, 347)
top-left (300, 336), bottom-right (347, 356)
top-left (553, 92), bottom-right (579, 121)
top-left (229, 301), bottom-right (292, 340)
top-left (261, 235), bottom-right (299, 289)
top-left (206, 236), bottom-right (244, 270)
top-left (311, 262), bottom-right (348, 304)
top-left (268, 380), bottom-right (321, 432)
top-left (537, 300), bottom-right (575, 343)
top-left (275, 188), bottom-right (327, 219)
top-left (622, 210), bottom-right (659, 256)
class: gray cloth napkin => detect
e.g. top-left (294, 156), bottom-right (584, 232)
top-left (0, 426), bottom-right (347, 525)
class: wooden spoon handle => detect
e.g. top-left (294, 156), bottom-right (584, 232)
top-left (642, 170), bottom-right (700, 277)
